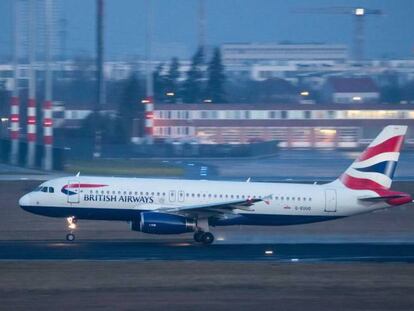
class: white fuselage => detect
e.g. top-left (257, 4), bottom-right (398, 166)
top-left (19, 176), bottom-right (386, 226)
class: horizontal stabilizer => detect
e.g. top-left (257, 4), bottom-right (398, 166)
top-left (358, 195), bottom-right (407, 202)
top-left (358, 191), bottom-right (412, 206)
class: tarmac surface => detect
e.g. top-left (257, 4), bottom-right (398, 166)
top-left (1, 160), bottom-right (414, 310)
top-left (1, 240), bottom-right (414, 262)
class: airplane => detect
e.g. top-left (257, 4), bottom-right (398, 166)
top-left (19, 125), bottom-right (413, 244)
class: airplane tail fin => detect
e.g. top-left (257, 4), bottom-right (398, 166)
top-left (338, 125), bottom-right (407, 191)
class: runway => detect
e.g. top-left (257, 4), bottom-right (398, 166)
top-left (2, 240), bottom-right (414, 262)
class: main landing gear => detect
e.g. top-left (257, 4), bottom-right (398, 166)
top-left (193, 231), bottom-right (214, 245)
top-left (193, 218), bottom-right (214, 245)
top-left (66, 216), bottom-right (77, 242)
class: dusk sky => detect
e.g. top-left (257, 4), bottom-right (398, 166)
top-left (0, 0), bottom-right (413, 60)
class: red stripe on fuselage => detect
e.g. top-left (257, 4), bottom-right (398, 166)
top-left (358, 135), bottom-right (404, 162)
top-left (64, 184), bottom-right (108, 189)
top-left (340, 174), bottom-right (412, 206)
top-left (340, 174), bottom-right (386, 191)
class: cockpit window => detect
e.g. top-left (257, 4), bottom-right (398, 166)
top-left (41, 187), bottom-right (48, 193)
top-left (48, 187), bottom-right (54, 193)
top-left (34, 187), bottom-right (42, 192)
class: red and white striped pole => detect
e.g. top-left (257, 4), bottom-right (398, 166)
top-left (9, 96), bottom-right (20, 165)
top-left (9, 0), bottom-right (20, 165)
top-left (144, 0), bottom-right (153, 143)
top-left (26, 0), bottom-right (36, 168)
top-left (143, 96), bottom-right (154, 140)
top-left (43, 0), bottom-right (53, 170)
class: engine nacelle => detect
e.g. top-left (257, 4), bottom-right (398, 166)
top-left (132, 212), bottom-right (196, 235)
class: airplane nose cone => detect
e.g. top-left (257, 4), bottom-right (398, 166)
top-left (19, 193), bottom-right (31, 207)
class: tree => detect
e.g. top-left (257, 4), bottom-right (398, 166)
top-left (206, 47), bottom-right (226, 103)
top-left (379, 72), bottom-right (401, 104)
top-left (118, 74), bottom-right (145, 141)
top-left (182, 48), bottom-right (205, 103)
top-left (153, 63), bottom-right (166, 102)
top-left (164, 57), bottom-right (180, 103)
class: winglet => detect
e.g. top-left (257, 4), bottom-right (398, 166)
top-left (246, 177), bottom-right (251, 183)
top-left (76, 172), bottom-right (81, 177)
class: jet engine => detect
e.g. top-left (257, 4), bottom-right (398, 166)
top-left (131, 212), bottom-right (196, 235)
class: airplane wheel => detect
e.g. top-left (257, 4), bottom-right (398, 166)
top-left (66, 233), bottom-right (75, 242)
top-left (193, 231), bottom-right (204, 243)
top-left (201, 232), bottom-right (214, 245)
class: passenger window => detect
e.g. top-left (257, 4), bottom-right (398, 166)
top-left (48, 187), bottom-right (54, 193)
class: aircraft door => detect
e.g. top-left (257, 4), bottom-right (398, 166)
top-left (178, 190), bottom-right (185, 202)
top-left (67, 180), bottom-right (80, 204)
top-left (325, 189), bottom-right (337, 212)
top-left (169, 190), bottom-right (176, 202)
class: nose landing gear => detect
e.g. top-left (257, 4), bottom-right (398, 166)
top-left (66, 217), bottom-right (77, 242)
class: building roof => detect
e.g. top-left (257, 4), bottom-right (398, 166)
top-left (327, 77), bottom-right (379, 93)
top-left (154, 103), bottom-right (412, 111)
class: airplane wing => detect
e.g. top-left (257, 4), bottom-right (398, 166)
top-left (155, 196), bottom-right (270, 217)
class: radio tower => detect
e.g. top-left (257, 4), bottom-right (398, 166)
top-left (43, 0), bottom-right (53, 170)
top-left (143, 0), bottom-right (154, 143)
top-left (27, 0), bottom-right (37, 168)
top-left (198, 0), bottom-right (206, 60)
top-left (94, 0), bottom-right (105, 157)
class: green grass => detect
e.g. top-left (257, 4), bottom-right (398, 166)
top-left (65, 159), bottom-right (184, 177)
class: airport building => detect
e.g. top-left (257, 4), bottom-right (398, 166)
top-left (147, 103), bottom-right (414, 149)
top-left (221, 43), bottom-right (349, 79)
